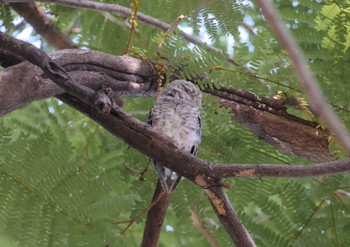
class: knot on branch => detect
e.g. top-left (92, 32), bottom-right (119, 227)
top-left (195, 174), bottom-right (224, 189)
top-left (94, 90), bottom-right (114, 113)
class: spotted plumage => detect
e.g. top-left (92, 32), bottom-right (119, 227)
top-left (148, 80), bottom-right (202, 193)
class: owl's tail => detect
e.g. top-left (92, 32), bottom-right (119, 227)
top-left (154, 162), bottom-right (182, 193)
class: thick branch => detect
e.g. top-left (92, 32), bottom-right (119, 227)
top-left (3, 0), bottom-right (334, 162)
top-left (0, 47), bottom-right (332, 162)
top-left (255, 0), bottom-right (350, 153)
top-left (141, 181), bottom-right (171, 247)
top-left (57, 92), bottom-right (350, 179)
top-left (206, 88), bottom-right (332, 163)
top-left (10, 2), bottom-right (77, 49)
top-left (0, 49), bottom-right (157, 115)
top-left (2, 33), bottom-right (350, 180)
top-left (0, 49), bottom-right (24, 67)
top-left (0, 47), bottom-right (334, 163)
top-left (1, 33), bottom-right (103, 110)
top-left (2, 3), bottom-right (349, 246)
top-left (206, 186), bottom-right (256, 247)
top-left (4, 32), bottom-right (350, 246)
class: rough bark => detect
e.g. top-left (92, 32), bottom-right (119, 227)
top-left (0, 49), bottom-right (158, 115)
top-left (1, 2), bottom-right (348, 247)
top-left (0, 47), bottom-right (332, 163)
top-left (57, 93), bottom-right (350, 181)
top-left (206, 88), bottom-right (333, 162)
top-left (141, 182), bottom-right (171, 247)
top-left (4, 31), bottom-right (349, 247)
top-left (255, 0), bottom-right (350, 154)
top-left (222, 99), bottom-right (332, 162)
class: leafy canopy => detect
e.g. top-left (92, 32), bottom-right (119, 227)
top-left (1, 0), bottom-right (350, 246)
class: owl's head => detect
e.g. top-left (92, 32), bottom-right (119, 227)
top-left (162, 80), bottom-right (202, 107)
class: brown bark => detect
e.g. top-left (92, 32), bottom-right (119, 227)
top-left (10, 2), bottom-right (77, 49)
top-left (222, 99), bottom-right (332, 162)
top-left (0, 49), bottom-right (158, 116)
top-left (141, 182), bottom-right (171, 247)
top-left (255, 0), bottom-right (350, 154)
top-left (205, 88), bottom-right (333, 163)
top-left (195, 176), bottom-right (256, 247)
top-left (0, 45), bottom-right (332, 163)
top-left (3, 1), bottom-right (333, 162)
top-left (2, 2), bottom-right (348, 247)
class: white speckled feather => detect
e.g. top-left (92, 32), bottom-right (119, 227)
top-left (148, 80), bottom-right (202, 193)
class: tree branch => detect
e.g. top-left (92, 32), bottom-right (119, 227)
top-left (4, 32), bottom-right (350, 246)
top-left (58, 90), bottom-right (350, 181)
top-left (4, 0), bottom-right (334, 162)
top-left (205, 88), bottom-right (333, 163)
top-left (0, 49), bottom-right (24, 67)
top-left (0, 33), bottom-right (104, 109)
top-left (0, 49), bottom-right (158, 115)
top-left (141, 181), bottom-right (171, 247)
top-left (2, 0), bottom-right (242, 67)
top-left (1, 6), bottom-right (171, 244)
top-left (2, 34), bottom-right (350, 180)
top-left (191, 205), bottom-right (220, 247)
top-left (205, 186), bottom-right (256, 247)
top-left (57, 90), bottom-right (350, 181)
top-left (255, 0), bottom-right (350, 153)
top-left (0, 46), bottom-right (332, 162)
top-left (10, 2), bottom-right (77, 49)
top-left (2, 2), bottom-right (349, 246)
top-left (0, 30), bottom-right (256, 245)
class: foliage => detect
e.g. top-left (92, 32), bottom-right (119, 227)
top-left (1, 0), bottom-right (350, 246)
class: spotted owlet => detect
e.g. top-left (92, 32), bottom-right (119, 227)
top-left (148, 80), bottom-right (202, 193)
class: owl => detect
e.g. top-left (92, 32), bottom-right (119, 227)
top-left (148, 80), bottom-right (202, 193)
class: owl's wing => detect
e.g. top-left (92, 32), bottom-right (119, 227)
top-left (149, 109), bottom-right (179, 193)
top-left (148, 109), bottom-right (201, 193)
top-left (191, 115), bottom-right (201, 155)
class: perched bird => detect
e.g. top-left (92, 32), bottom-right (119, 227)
top-left (148, 80), bottom-right (202, 193)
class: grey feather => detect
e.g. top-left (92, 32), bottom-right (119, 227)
top-left (148, 80), bottom-right (202, 193)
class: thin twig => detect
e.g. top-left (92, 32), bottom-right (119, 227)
top-left (100, 11), bottom-right (137, 33)
top-left (2, 0), bottom-right (240, 66)
top-left (124, 0), bottom-right (140, 54)
top-left (191, 205), bottom-right (221, 247)
top-left (114, 188), bottom-right (165, 235)
top-left (141, 181), bottom-right (172, 247)
top-left (157, 15), bottom-right (185, 57)
top-left (335, 189), bottom-right (350, 198)
top-left (255, 0), bottom-right (350, 153)
top-left (293, 199), bottom-right (325, 241)
top-left (4, 30), bottom-right (350, 247)
top-left (122, 162), bottom-right (142, 174)
top-left (139, 159), bottom-right (151, 181)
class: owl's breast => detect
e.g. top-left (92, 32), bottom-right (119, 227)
top-left (151, 101), bottom-right (201, 151)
